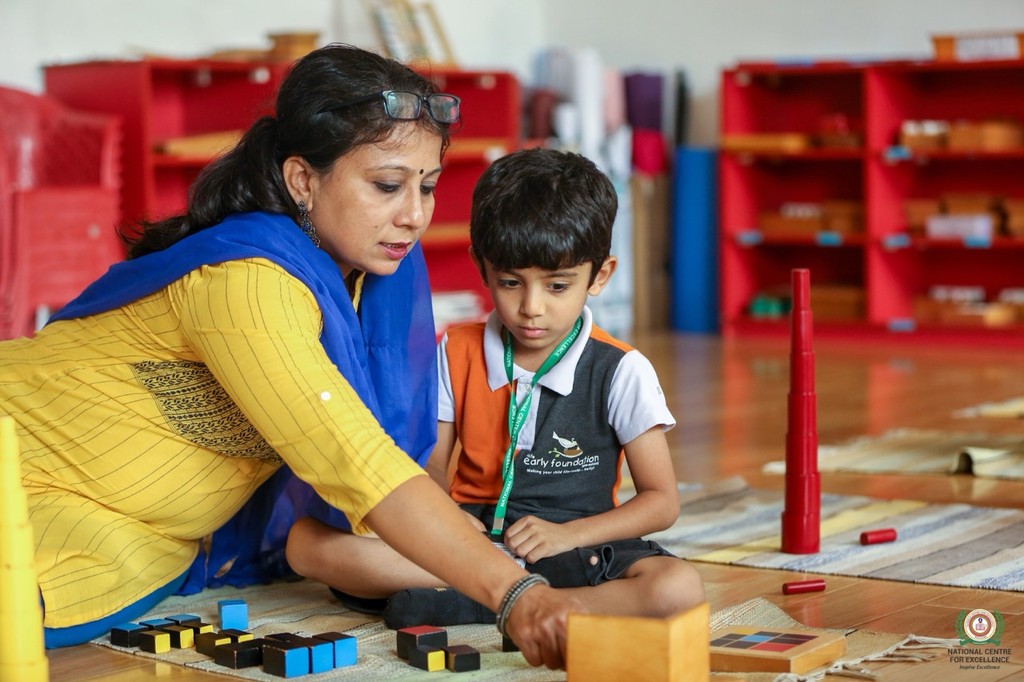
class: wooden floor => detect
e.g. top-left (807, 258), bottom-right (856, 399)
top-left (47, 331), bottom-right (1024, 680)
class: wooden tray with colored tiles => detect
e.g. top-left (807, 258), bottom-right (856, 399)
top-left (709, 626), bottom-right (847, 674)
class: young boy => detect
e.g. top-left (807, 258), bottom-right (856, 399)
top-left (288, 148), bottom-right (704, 626)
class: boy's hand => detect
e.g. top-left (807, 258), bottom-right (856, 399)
top-left (503, 516), bottom-right (576, 563)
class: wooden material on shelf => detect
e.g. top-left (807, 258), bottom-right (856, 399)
top-left (719, 58), bottom-right (1024, 347)
top-left (720, 132), bottom-right (810, 154)
top-left (156, 130), bottom-right (242, 158)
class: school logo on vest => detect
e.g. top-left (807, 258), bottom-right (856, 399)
top-left (520, 432), bottom-right (599, 474)
top-left (955, 609), bottom-right (1003, 645)
top-left (549, 432), bottom-right (584, 458)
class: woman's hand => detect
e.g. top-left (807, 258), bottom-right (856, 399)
top-left (503, 584), bottom-right (585, 669)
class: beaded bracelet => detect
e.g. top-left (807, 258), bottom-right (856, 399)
top-left (496, 573), bottom-right (550, 638)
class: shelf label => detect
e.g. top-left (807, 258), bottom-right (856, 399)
top-left (882, 234), bottom-right (911, 250)
top-left (963, 235), bottom-right (992, 249)
top-left (887, 318), bottom-right (916, 333)
top-left (815, 231), bottom-right (843, 247)
top-left (736, 229), bottom-right (763, 246)
top-left (884, 146), bottom-right (912, 163)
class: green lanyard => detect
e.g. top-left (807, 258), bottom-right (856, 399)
top-left (491, 317), bottom-right (583, 536)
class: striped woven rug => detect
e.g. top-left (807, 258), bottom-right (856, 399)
top-left (650, 476), bottom-right (1024, 591)
top-left (762, 428), bottom-right (1024, 480)
top-left (92, 578), bottom-right (951, 681)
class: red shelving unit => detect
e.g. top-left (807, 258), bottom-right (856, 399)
top-left (720, 58), bottom-right (1024, 346)
top-left (418, 69), bottom-right (520, 304)
top-left (44, 59), bottom-right (520, 316)
top-left (45, 59), bottom-right (289, 228)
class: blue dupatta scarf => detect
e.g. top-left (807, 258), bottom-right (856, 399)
top-left (50, 211), bottom-right (437, 592)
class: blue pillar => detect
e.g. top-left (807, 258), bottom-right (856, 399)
top-left (671, 147), bottom-right (719, 333)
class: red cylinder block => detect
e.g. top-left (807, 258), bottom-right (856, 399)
top-left (782, 579), bottom-right (827, 595)
top-left (860, 528), bottom-right (898, 545)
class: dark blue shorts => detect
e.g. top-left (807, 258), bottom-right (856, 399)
top-left (528, 538), bottom-right (676, 588)
top-left (459, 503), bottom-right (676, 588)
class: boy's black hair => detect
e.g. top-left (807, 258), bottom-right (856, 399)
top-left (469, 148), bottom-right (617, 282)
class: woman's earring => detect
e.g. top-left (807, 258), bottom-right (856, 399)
top-left (297, 200), bottom-right (320, 247)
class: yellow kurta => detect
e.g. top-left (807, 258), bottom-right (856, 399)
top-left (0, 258), bottom-right (425, 628)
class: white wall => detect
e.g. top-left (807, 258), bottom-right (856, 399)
top-left (2, 0), bottom-right (1023, 146)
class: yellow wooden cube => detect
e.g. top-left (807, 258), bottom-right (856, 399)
top-left (567, 602), bottom-right (710, 682)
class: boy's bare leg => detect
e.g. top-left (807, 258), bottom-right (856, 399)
top-left (286, 516), bottom-right (445, 597)
top-left (559, 556), bottom-right (705, 617)
top-left (287, 516), bottom-right (500, 628)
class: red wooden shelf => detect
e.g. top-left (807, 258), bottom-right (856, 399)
top-left (720, 58), bottom-right (1024, 347)
top-left (45, 58), bottom-right (521, 310)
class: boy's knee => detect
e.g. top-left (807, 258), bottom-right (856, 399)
top-left (647, 560), bottom-right (705, 616)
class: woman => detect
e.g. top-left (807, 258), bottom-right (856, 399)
top-left (0, 43), bottom-right (578, 667)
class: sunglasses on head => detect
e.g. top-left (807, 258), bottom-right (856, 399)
top-left (330, 90), bottom-right (461, 124)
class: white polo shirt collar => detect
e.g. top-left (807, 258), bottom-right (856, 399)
top-left (483, 305), bottom-right (593, 396)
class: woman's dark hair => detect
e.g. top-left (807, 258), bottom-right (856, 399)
top-left (124, 43), bottom-right (451, 258)
top-left (469, 148), bottom-right (617, 282)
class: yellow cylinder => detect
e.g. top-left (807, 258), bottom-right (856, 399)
top-left (0, 416), bottom-right (48, 681)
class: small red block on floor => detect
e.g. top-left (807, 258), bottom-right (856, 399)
top-left (782, 578), bottom-right (826, 595)
top-left (860, 528), bottom-right (897, 545)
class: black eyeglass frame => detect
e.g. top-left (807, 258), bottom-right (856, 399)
top-left (330, 89), bottom-right (461, 124)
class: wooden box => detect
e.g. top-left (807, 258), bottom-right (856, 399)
top-left (567, 602), bottom-right (710, 682)
top-left (759, 212), bottom-right (824, 236)
top-left (980, 118), bottom-right (1024, 151)
top-left (1002, 198), bottom-right (1024, 237)
top-left (898, 120), bottom-right (948, 151)
top-left (903, 198), bottom-right (941, 233)
top-left (268, 32), bottom-right (320, 61)
top-left (947, 120), bottom-right (984, 151)
top-left (821, 200), bottom-right (864, 234)
top-left (759, 202), bottom-right (825, 236)
top-left (810, 285), bottom-right (865, 321)
top-left (720, 133), bottom-right (811, 154)
top-left (940, 302), bottom-right (1018, 327)
top-left (932, 32), bottom-right (1024, 62)
top-left (943, 192), bottom-right (999, 214)
top-left (709, 626), bottom-right (846, 675)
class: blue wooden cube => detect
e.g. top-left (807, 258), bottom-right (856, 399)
top-left (263, 640), bottom-right (310, 678)
top-left (138, 617), bottom-right (174, 629)
top-left (313, 631), bottom-right (357, 668)
top-left (218, 599), bottom-right (248, 630)
top-left (300, 637), bottom-right (333, 673)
